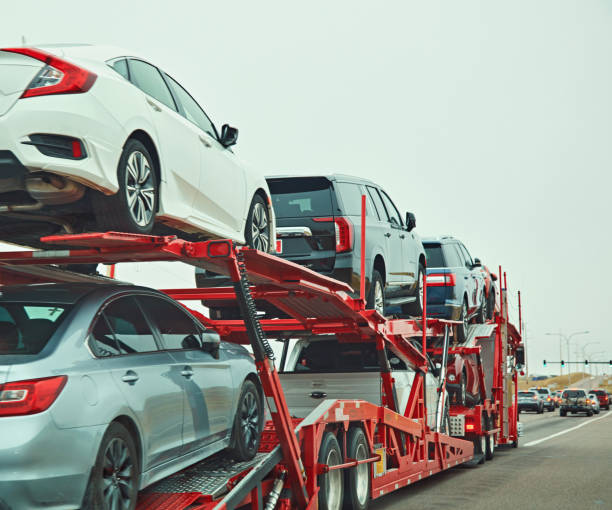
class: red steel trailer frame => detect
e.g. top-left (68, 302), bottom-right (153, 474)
top-left (0, 231), bottom-right (520, 509)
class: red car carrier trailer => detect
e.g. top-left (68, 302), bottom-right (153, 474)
top-left (0, 231), bottom-right (523, 510)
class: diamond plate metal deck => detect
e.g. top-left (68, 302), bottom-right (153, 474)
top-left (142, 451), bottom-right (267, 499)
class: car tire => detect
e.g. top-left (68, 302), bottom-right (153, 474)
top-left (244, 194), bottom-right (271, 252)
top-left (318, 432), bottom-right (344, 510)
top-left (486, 289), bottom-right (495, 320)
top-left (93, 139), bottom-right (158, 234)
top-left (560, 409), bottom-right (566, 417)
top-left (456, 298), bottom-right (469, 342)
top-left (82, 422), bottom-right (139, 510)
top-left (228, 380), bottom-right (263, 461)
top-left (587, 410), bottom-right (593, 417)
top-left (343, 427), bottom-right (370, 510)
top-left (537, 404), bottom-right (543, 414)
top-left (458, 370), bottom-right (468, 407)
top-left (477, 291), bottom-right (487, 324)
top-left (401, 263), bottom-right (424, 317)
top-left (366, 270), bottom-right (385, 316)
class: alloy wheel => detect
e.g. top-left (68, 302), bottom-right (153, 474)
top-left (418, 271), bottom-right (424, 311)
top-left (374, 280), bottom-right (384, 315)
top-left (250, 202), bottom-right (270, 252)
top-left (462, 302), bottom-right (469, 332)
top-left (325, 447), bottom-right (342, 510)
top-left (125, 151), bottom-right (155, 227)
top-left (102, 437), bottom-right (134, 510)
top-left (240, 391), bottom-right (260, 451)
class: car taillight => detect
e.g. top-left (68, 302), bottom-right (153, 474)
top-left (0, 376), bottom-right (67, 417)
top-left (1, 47), bottom-right (97, 98)
top-left (314, 216), bottom-right (354, 253)
top-left (533, 396), bottom-right (538, 400)
top-left (426, 273), bottom-right (456, 287)
top-left (547, 397), bottom-right (551, 401)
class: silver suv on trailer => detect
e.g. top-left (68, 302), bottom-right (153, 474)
top-left (0, 283), bottom-right (263, 510)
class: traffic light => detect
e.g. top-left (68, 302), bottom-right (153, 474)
top-left (585, 359), bottom-right (589, 365)
top-left (543, 359), bottom-right (547, 367)
top-left (561, 360), bottom-right (565, 366)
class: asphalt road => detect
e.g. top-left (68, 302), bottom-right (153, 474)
top-left (372, 409), bottom-right (612, 510)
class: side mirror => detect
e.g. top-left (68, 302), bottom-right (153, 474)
top-left (473, 258), bottom-right (482, 267)
top-left (220, 124), bottom-right (238, 148)
top-left (201, 331), bottom-right (221, 359)
top-left (405, 212), bottom-right (416, 232)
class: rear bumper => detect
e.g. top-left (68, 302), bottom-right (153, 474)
top-left (0, 92), bottom-right (124, 196)
top-left (518, 403), bottom-right (540, 412)
top-left (425, 303), bottom-right (461, 320)
top-left (561, 405), bottom-right (590, 413)
top-left (0, 411), bottom-right (105, 509)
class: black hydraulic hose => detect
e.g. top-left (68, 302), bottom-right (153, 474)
top-left (233, 249), bottom-right (275, 362)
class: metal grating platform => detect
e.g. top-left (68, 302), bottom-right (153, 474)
top-left (142, 452), bottom-right (268, 498)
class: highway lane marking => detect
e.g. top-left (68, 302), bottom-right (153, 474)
top-left (523, 411), bottom-right (612, 447)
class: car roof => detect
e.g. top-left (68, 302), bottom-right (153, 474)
top-left (30, 44), bottom-right (153, 66)
top-left (422, 236), bottom-right (459, 244)
top-left (0, 282), bottom-right (155, 305)
top-left (266, 174), bottom-right (379, 187)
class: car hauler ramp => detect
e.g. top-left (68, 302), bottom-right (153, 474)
top-left (0, 232), bottom-right (478, 509)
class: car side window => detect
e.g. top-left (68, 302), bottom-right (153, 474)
top-left (137, 295), bottom-right (203, 350)
top-left (379, 190), bottom-right (403, 228)
top-left (90, 313), bottom-right (122, 357)
top-left (366, 186), bottom-right (387, 222)
top-left (443, 244), bottom-right (462, 267)
top-left (111, 59), bottom-right (129, 80)
top-left (335, 182), bottom-right (365, 216)
top-left (458, 243), bottom-right (473, 268)
top-left (102, 297), bottom-right (159, 354)
top-left (164, 74), bottom-right (218, 139)
top-left (128, 59), bottom-right (177, 111)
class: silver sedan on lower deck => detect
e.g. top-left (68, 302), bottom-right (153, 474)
top-left (0, 282), bottom-right (263, 510)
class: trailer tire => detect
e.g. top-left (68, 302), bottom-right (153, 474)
top-left (93, 139), bottom-right (158, 234)
top-left (82, 422), bottom-right (139, 510)
top-left (318, 432), bottom-right (344, 510)
top-left (343, 427), bottom-right (370, 510)
top-left (227, 380), bottom-right (263, 461)
top-left (485, 415), bottom-right (495, 460)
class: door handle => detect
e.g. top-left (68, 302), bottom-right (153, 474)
top-left (121, 370), bottom-right (139, 384)
top-left (199, 135), bottom-right (212, 148)
top-left (310, 391), bottom-right (327, 399)
top-left (399, 234), bottom-right (405, 239)
top-left (181, 366), bottom-right (194, 378)
top-left (384, 233), bottom-right (391, 238)
top-left (146, 98), bottom-right (162, 112)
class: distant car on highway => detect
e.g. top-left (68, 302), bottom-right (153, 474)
top-left (587, 393), bottom-right (601, 414)
top-left (552, 390), bottom-right (563, 408)
top-left (518, 390), bottom-right (544, 414)
top-left (589, 389), bottom-right (610, 410)
top-left (529, 386), bottom-right (555, 412)
top-left (0, 282), bottom-right (263, 510)
top-left (0, 45), bottom-right (275, 251)
top-left (422, 237), bottom-right (487, 342)
top-left (560, 389), bottom-right (593, 417)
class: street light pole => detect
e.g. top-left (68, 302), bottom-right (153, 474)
top-left (546, 331), bottom-right (589, 386)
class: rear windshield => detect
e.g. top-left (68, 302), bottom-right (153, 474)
top-left (284, 341), bottom-right (407, 373)
top-left (535, 389), bottom-right (548, 394)
top-left (591, 390), bottom-right (606, 396)
top-left (563, 390), bottom-right (586, 398)
top-left (519, 391), bottom-right (536, 397)
top-left (0, 303), bottom-right (71, 355)
top-left (424, 244), bottom-right (444, 268)
top-left (268, 178), bottom-right (333, 218)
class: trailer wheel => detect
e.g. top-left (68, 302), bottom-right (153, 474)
top-left (228, 380), bottom-right (263, 461)
top-left (485, 415), bottom-right (495, 460)
top-left (343, 428), bottom-right (370, 510)
top-left (318, 432), bottom-right (344, 510)
top-left (93, 139), bottom-right (158, 234)
top-left (82, 422), bottom-right (139, 510)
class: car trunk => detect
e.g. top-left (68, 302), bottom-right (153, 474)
top-left (279, 372), bottom-right (383, 418)
top-left (268, 177), bottom-right (337, 273)
top-left (0, 51), bottom-right (45, 116)
top-left (423, 243), bottom-right (453, 306)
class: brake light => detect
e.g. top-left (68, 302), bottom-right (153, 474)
top-left (314, 217), bottom-right (353, 253)
top-left (1, 48), bottom-right (97, 98)
top-left (533, 396), bottom-right (538, 400)
top-left (547, 397), bottom-right (551, 401)
top-left (427, 273), bottom-right (456, 287)
top-left (0, 376), bottom-right (67, 417)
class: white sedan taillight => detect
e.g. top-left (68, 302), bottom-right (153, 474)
top-left (1, 47), bottom-right (97, 98)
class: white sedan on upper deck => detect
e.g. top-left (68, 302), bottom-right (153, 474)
top-left (0, 44), bottom-right (274, 250)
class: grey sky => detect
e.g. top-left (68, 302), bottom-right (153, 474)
top-left (3, 1), bottom-right (611, 373)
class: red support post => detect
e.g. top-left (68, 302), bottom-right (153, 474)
top-left (360, 194), bottom-right (366, 308)
top-left (518, 290), bottom-right (522, 336)
top-left (422, 271), bottom-right (427, 363)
